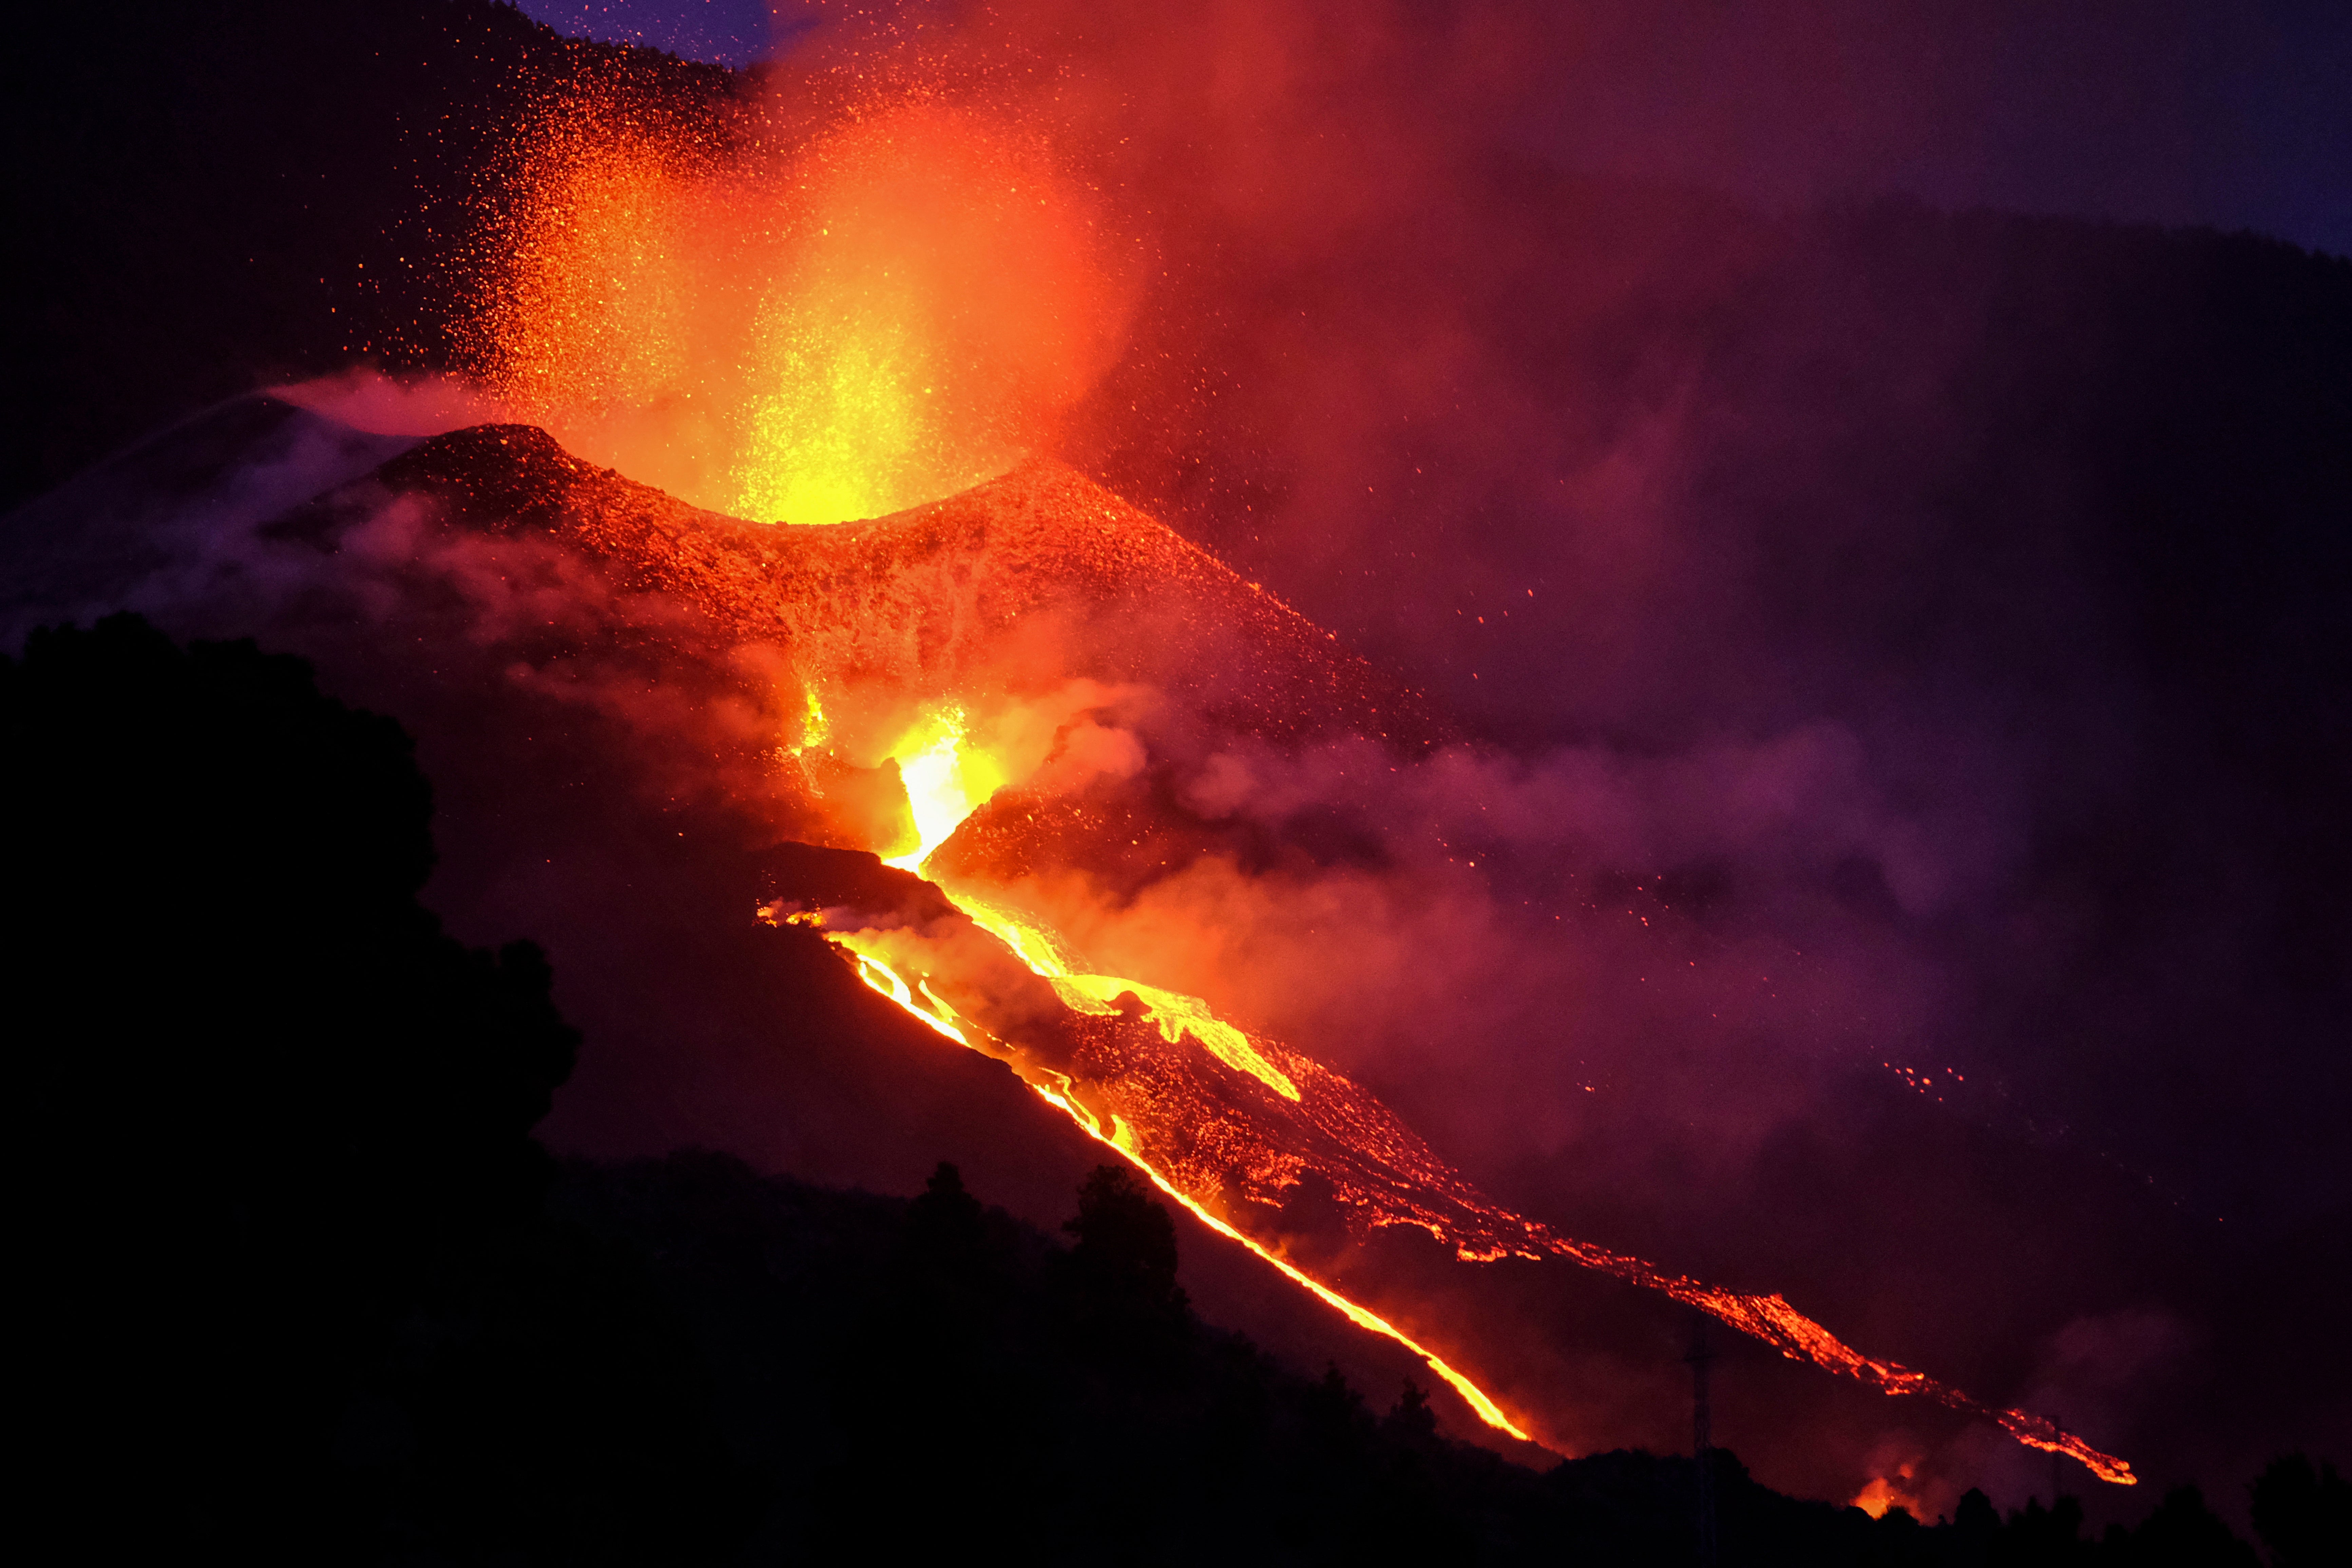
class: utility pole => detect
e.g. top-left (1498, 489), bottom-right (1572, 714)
top-left (1687, 1312), bottom-right (1718, 1568)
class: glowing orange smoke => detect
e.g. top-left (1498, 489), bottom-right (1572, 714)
top-left (1851, 1463), bottom-right (1924, 1519)
top-left (465, 87), bottom-right (1133, 524)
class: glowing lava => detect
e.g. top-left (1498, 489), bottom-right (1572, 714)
top-left (457, 67), bottom-right (2136, 1481)
top-left (465, 92), bottom-right (1132, 528)
top-left (882, 708), bottom-right (1009, 872)
top-left (786, 721), bottom-right (2136, 1483)
top-left (954, 893), bottom-right (1302, 1103)
top-left (800, 910), bottom-right (1530, 1440)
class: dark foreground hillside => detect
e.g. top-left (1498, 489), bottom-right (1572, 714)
top-left (9, 613), bottom-right (2341, 1564)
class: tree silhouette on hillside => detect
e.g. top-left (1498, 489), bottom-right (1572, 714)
top-left (1066, 1162), bottom-right (1190, 1318)
top-left (7, 615), bottom-right (2330, 1565)
top-left (6, 614), bottom-right (745, 1564)
top-left (2251, 1456), bottom-right (2350, 1568)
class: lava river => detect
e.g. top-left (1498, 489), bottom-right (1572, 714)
top-left (783, 677), bottom-right (2135, 1484)
top-left (280, 417), bottom-right (2136, 1485)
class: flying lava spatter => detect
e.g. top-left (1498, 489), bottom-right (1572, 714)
top-left (459, 70), bottom-right (2137, 1485)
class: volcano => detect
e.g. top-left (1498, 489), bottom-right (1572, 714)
top-left (4, 396), bottom-right (2137, 1478)
top-left (13, 2), bottom-right (2351, 1555)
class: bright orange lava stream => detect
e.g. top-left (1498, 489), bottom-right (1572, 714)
top-left (473, 65), bottom-right (2131, 1483)
top-left (828, 928), bottom-right (1529, 1438)
top-left (788, 892), bottom-right (1518, 1427)
top-left (796, 725), bottom-right (2134, 1484)
top-left (997, 969), bottom-right (1524, 1437)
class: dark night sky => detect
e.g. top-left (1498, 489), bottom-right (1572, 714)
top-left (516, 0), bottom-right (2351, 257)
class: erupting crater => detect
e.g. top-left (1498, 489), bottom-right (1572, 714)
top-left (286, 417), bottom-right (2136, 1484)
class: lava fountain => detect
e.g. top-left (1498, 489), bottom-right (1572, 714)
top-left (431, 63), bottom-right (2137, 1485)
top-left (462, 79), bottom-right (1134, 525)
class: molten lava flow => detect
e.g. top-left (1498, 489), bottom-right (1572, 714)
top-left (954, 893), bottom-right (1302, 1103)
top-left (789, 718), bottom-right (2135, 1481)
top-left (806, 915), bottom-right (1531, 1441)
top-left (882, 708), bottom-right (1008, 872)
top-left (442, 33), bottom-right (2133, 1489)
top-left (1095, 1096), bottom-right (1530, 1440)
top-left (867, 719), bottom-right (1302, 1099)
top-left (844, 950), bottom-right (968, 1046)
top-left (793, 721), bottom-right (1525, 1433)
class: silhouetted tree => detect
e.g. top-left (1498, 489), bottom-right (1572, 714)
top-left (886, 1159), bottom-right (1002, 1434)
top-left (2003, 1494), bottom-right (2088, 1568)
top-left (1305, 1362), bottom-right (1375, 1452)
top-left (1064, 1162), bottom-right (1188, 1320)
top-left (2118, 1485), bottom-right (2262, 1568)
top-left (1953, 1486), bottom-right (2003, 1566)
top-left (5, 615), bottom-right (746, 1565)
top-left (1385, 1377), bottom-right (1441, 1448)
top-left (2250, 1455), bottom-right (2349, 1568)
top-left (908, 1159), bottom-right (988, 1262)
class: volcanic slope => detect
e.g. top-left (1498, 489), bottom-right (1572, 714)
top-left (267, 421), bottom-right (2147, 1475)
top-left (321, 423), bottom-right (1446, 751)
